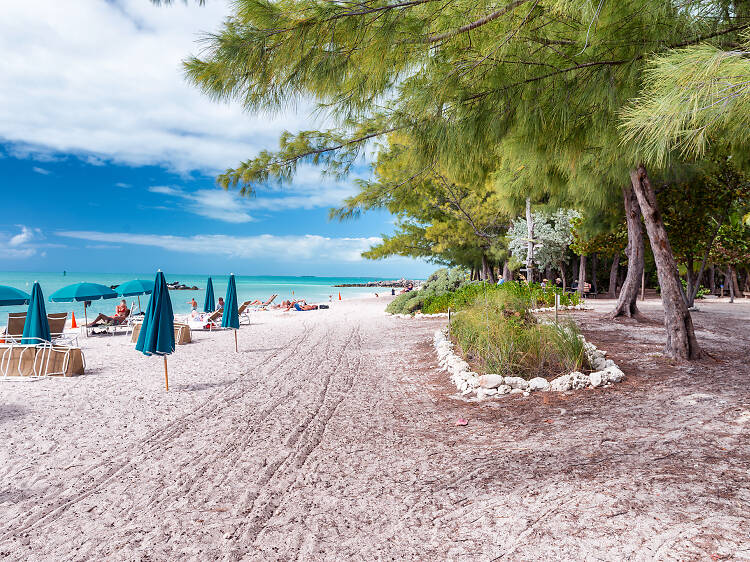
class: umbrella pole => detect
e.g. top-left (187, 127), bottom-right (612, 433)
top-left (164, 356), bottom-right (169, 391)
top-left (234, 329), bottom-right (238, 353)
top-left (138, 295), bottom-right (141, 312)
top-left (84, 303), bottom-right (88, 338)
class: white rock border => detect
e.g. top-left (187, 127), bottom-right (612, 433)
top-left (433, 325), bottom-right (624, 400)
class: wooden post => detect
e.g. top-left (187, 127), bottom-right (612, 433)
top-left (163, 356), bottom-right (169, 391)
top-left (554, 293), bottom-right (559, 325)
top-left (448, 307), bottom-right (451, 325)
top-left (234, 330), bottom-right (238, 353)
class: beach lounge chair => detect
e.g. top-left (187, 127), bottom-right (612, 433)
top-left (0, 339), bottom-right (85, 378)
top-left (237, 300), bottom-right (254, 325)
top-left (186, 308), bottom-right (223, 331)
top-left (47, 312), bottom-right (79, 346)
top-left (253, 294), bottom-right (277, 310)
top-left (2, 312), bottom-right (27, 344)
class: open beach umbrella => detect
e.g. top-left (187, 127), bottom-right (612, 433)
top-left (50, 282), bottom-right (118, 336)
top-left (203, 276), bottom-right (215, 313)
top-left (117, 279), bottom-right (154, 312)
top-left (22, 282), bottom-right (51, 344)
top-left (0, 285), bottom-right (30, 306)
top-left (135, 271), bottom-right (175, 390)
top-left (222, 273), bottom-right (240, 352)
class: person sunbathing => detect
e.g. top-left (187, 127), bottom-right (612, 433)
top-left (216, 297), bottom-right (224, 311)
top-left (88, 300), bottom-right (130, 326)
top-left (294, 302), bottom-right (319, 311)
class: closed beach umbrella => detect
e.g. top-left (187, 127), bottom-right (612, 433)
top-left (0, 285), bottom-right (30, 306)
top-left (117, 279), bottom-right (154, 312)
top-left (50, 282), bottom-right (118, 336)
top-left (135, 271), bottom-right (175, 390)
top-left (22, 282), bottom-right (51, 344)
top-left (222, 273), bottom-right (240, 351)
top-left (203, 276), bottom-right (215, 313)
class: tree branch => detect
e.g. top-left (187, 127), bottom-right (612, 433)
top-left (427, 0), bottom-right (530, 43)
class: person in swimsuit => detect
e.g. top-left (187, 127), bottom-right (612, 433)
top-left (88, 300), bottom-right (130, 326)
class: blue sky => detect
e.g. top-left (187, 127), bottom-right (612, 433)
top-left (0, 1), bottom-right (432, 278)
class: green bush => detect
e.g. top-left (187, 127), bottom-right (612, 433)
top-left (450, 291), bottom-right (588, 379)
top-left (386, 267), bottom-right (468, 314)
top-left (422, 281), bottom-right (579, 313)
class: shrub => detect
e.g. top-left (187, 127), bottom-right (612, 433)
top-left (423, 281), bottom-right (579, 313)
top-left (386, 267), bottom-right (468, 314)
top-left (450, 291), bottom-right (588, 379)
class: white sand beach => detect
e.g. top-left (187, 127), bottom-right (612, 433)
top-left (1, 296), bottom-right (749, 560)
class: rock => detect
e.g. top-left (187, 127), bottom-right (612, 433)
top-left (510, 388), bottom-right (524, 394)
top-left (528, 377), bottom-right (550, 391)
top-left (549, 374), bottom-right (573, 392)
top-left (504, 376), bottom-right (529, 390)
top-left (591, 356), bottom-right (608, 370)
top-left (478, 374), bottom-right (504, 389)
top-left (569, 371), bottom-right (590, 390)
top-left (523, 391), bottom-right (530, 397)
top-left (602, 365), bottom-right (625, 383)
top-left (484, 388), bottom-right (498, 396)
top-left (589, 371), bottom-right (604, 388)
top-left (476, 388), bottom-right (488, 400)
top-left (496, 384), bottom-right (512, 395)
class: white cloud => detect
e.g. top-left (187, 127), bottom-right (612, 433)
top-left (32, 166), bottom-right (51, 175)
top-left (57, 230), bottom-right (381, 263)
top-left (115, 182), bottom-right (131, 188)
top-left (9, 225), bottom-right (38, 247)
top-left (1, 225), bottom-right (43, 259)
top-left (0, 0), bottom-right (316, 175)
top-left (148, 185), bottom-right (256, 223)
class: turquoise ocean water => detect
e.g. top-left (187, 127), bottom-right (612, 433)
top-left (0, 272), bottom-right (399, 320)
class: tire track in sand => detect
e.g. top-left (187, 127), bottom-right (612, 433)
top-left (223, 324), bottom-right (362, 557)
top-left (0, 325), bottom-right (314, 545)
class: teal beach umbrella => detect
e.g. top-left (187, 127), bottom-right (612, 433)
top-left (116, 279), bottom-right (154, 297)
top-left (50, 282), bottom-right (118, 302)
top-left (0, 285), bottom-right (30, 306)
top-left (50, 282), bottom-right (118, 336)
top-left (117, 279), bottom-right (154, 313)
top-left (203, 277), bottom-right (215, 313)
top-left (222, 273), bottom-right (240, 351)
top-left (22, 282), bottom-right (51, 344)
top-left (135, 271), bottom-right (175, 390)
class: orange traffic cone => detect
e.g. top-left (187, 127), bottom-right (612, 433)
top-left (71, 311), bottom-right (78, 328)
top-left (338, 292), bottom-right (342, 300)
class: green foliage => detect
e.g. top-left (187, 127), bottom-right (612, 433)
top-left (422, 280), bottom-right (580, 314)
top-left (450, 292), bottom-right (588, 379)
top-left (507, 209), bottom-right (580, 270)
top-left (679, 278), bottom-right (710, 300)
top-left (385, 267), bottom-right (469, 314)
top-left (620, 41), bottom-right (750, 165)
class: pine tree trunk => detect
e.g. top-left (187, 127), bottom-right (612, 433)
top-left (481, 254), bottom-right (496, 283)
top-left (558, 261), bottom-right (567, 292)
top-left (591, 253), bottom-right (598, 295)
top-left (709, 264), bottom-right (715, 293)
top-left (578, 255), bottom-right (587, 296)
top-left (727, 267), bottom-right (735, 303)
top-left (503, 261), bottom-right (511, 281)
top-left (608, 253), bottom-right (619, 298)
top-left (630, 164), bottom-right (702, 360)
top-left (611, 184), bottom-right (644, 318)
top-left (685, 253), bottom-right (695, 307)
top-left (731, 266), bottom-right (741, 297)
top-left (525, 197), bottom-right (534, 283)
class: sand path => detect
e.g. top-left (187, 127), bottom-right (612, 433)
top-left (0, 296), bottom-right (748, 560)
